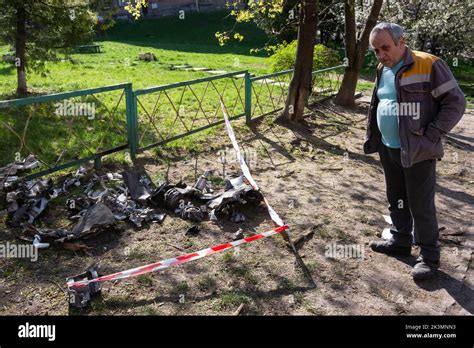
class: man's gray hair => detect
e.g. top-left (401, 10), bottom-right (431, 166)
top-left (370, 22), bottom-right (404, 46)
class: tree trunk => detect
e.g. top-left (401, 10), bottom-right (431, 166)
top-left (279, 0), bottom-right (318, 123)
top-left (335, 67), bottom-right (360, 106)
top-left (15, 2), bottom-right (27, 96)
top-left (334, 0), bottom-right (383, 107)
top-left (335, 0), bottom-right (356, 107)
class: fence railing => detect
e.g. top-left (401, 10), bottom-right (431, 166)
top-left (0, 65), bottom-right (345, 180)
top-left (134, 70), bottom-right (247, 154)
top-left (249, 64), bottom-right (346, 119)
top-left (0, 83), bottom-right (132, 180)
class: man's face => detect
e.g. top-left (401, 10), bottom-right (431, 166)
top-left (370, 30), bottom-right (406, 68)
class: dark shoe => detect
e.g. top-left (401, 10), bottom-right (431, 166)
top-left (412, 257), bottom-right (439, 280)
top-left (369, 240), bottom-right (411, 256)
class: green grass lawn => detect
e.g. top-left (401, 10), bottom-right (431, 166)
top-left (0, 11), bottom-right (275, 168)
top-left (0, 11), bottom-right (345, 171)
top-left (0, 11), bottom-right (271, 99)
top-left (453, 63), bottom-right (474, 105)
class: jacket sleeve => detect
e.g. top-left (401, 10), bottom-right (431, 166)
top-left (424, 59), bottom-right (467, 142)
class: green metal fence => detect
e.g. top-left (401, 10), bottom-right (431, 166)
top-left (134, 70), bottom-right (247, 154)
top-left (0, 83), bottom-right (132, 180)
top-left (0, 65), bottom-right (345, 180)
top-left (249, 64), bottom-right (346, 120)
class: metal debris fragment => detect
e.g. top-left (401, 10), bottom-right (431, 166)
top-left (33, 234), bottom-right (50, 249)
top-left (207, 175), bottom-right (263, 219)
top-left (32, 203), bottom-right (115, 243)
top-left (3, 165), bottom-right (262, 250)
top-left (232, 228), bottom-right (244, 240)
top-left (122, 171), bottom-right (153, 202)
top-left (231, 211), bottom-right (246, 223)
top-left (0, 154), bottom-right (40, 179)
top-left (66, 267), bottom-right (101, 308)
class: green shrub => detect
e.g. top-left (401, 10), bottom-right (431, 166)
top-left (270, 41), bottom-right (342, 72)
top-left (364, 52), bottom-right (379, 69)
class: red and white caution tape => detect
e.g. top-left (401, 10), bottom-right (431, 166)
top-left (68, 225), bottom-right (288, 290)
top-left (67, 99), bottom-right (288, 291)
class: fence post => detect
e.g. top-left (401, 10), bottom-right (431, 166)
top-left (94, 157), bottom-right (102, 170)
top-left (125, 83), bottom-right (137, 160)
top-left (245, 71), bottom-right (252, 125)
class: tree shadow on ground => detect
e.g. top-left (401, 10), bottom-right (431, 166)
top-left (375, 252), bottom-right (474, 314)
top-left (415, 270), bottom-right (474, 314)
top-left (76, 284), bottom-right (316, 314)
top-left (444, 135), bottom-right (474, 152)
top-left (436, 183), bottom-right (474, 206)
top-left (247, 122), bottom-right (296, 163)
top-left (273, 117), bottom-right (382, 170)
top-left (0, 65), bottom-right (15, 76)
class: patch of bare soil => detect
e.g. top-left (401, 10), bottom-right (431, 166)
top-left (0, 96), bottom-right (472, 316)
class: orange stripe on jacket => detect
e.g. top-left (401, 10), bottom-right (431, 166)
top-left (401, 50), bottom-right (439, 78)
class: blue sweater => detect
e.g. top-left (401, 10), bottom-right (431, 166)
top-left (376, 59), bottom-right (404, 149)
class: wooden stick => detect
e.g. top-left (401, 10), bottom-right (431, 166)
top-left (233, 303), bottom-right (245, 316)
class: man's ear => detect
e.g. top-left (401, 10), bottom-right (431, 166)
top-left (398, 36), bottom-right (406, 47)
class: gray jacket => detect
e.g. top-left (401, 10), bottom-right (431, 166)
top-left (364, 47), bottom-right (467, 167)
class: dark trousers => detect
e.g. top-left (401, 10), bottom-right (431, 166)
top-left (378, 144), bottom-right (440, 261)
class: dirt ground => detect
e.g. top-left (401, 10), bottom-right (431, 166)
top-left (0, 95), bottom-right (472, 315)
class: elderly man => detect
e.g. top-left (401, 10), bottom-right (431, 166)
top-left (364, 22), bottom-right (466, 279)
